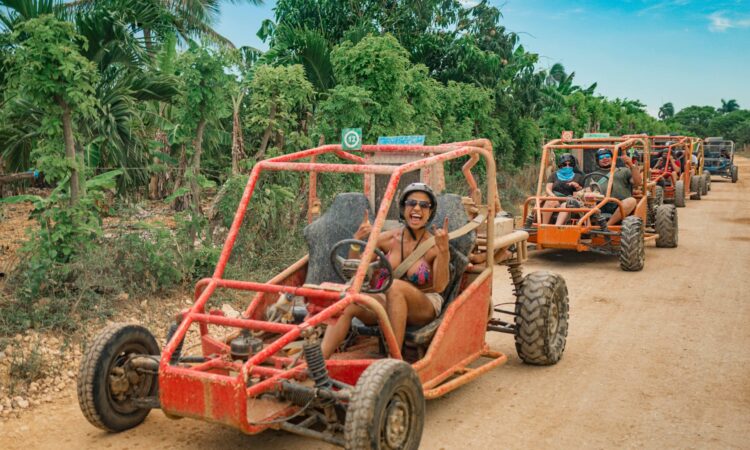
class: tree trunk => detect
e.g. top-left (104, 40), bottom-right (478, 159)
top-left (58, 97), bottom-right (79, 205)
top-left (189, 119), bottom-right (207, 215)
top-left (256, 102), bottom-right (277, 160)
top-left (231, 94), bottom-right (245, 175)
top-left (148, 130), bottom-right (170, 200)
top-left (171, 144), bottom-right (188, 211)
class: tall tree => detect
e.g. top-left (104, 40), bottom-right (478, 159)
top-left (658, 102), bottom-right (674, 120)
top-left (5, 15), bottom-right (99, 205)
top-left (718, 98), bottom-right (740, 114)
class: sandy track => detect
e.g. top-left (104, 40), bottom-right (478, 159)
top-left (1, 158), bottom-right (749, 449)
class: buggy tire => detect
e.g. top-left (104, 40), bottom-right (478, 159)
top-left (647, 185), bottom-right (664, 227)
top-left (674, 180), bottom-right (685, 207)
top-left (619, 216), bottom-right (645, 271)
top-left (704, 171), bottom-right (711, 191)
top-left (344, 359), bottom-right (424, 450)
top-left (514, 271), bottom-right (569, 365)
top-left (690, 176), bottom-right (702, 200)
top-left (731, 165), bottom-right (739, 183)
top-left (77, 323), bottom-right (159, 432)
top-left (655, 205), bottom-right (678, 248)
top-left (701, 172), bottom-right (711, 197)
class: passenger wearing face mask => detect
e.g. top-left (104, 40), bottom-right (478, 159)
top-left (541, 153), bottom-right (584, 225)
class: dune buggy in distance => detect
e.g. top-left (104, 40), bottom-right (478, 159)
top-left (523, 136), bottom-right (678, 272)
top-left (77, 139), bottom-right (570, 449)
top-left (645, 135), bottom-right (704, 207)
top-left (703, 137), bottom-right (738, 183)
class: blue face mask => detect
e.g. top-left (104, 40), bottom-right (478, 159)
top-left (557, 166), bottom-right (575, 181)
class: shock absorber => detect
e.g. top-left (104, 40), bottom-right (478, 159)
top-left (302, 332), bottom-right (332, 390)
top-left (507, 263), bottom-right (524, 298)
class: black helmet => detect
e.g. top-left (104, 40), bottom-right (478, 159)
top-left (398, 182), bottom-right (437, 224)
top-left (558, 153), bottom-right (577, 168)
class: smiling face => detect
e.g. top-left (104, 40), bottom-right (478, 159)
top-left (597, 152), bottom-right (612, 169)
top-left (403, 191), bottom-right (432, 230)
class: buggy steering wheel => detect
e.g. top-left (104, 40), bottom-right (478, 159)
top-left (582, 172), bottom-right (609, 193)
top-left (330, 239), bottom-right (393, 294)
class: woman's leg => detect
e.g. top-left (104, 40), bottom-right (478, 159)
top-left (321, 303), bottom-right (377, 358)
top-left (384, 280), bottom-right (436, 351)
top-left (541, 200), bottom-right (559, 224)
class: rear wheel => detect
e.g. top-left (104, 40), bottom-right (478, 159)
top-left (674, 180), bottom-right (686, 207)
top-left (732, 165), bottom-right (739, 183)
top-left (77, 324), bottom-right (159, 432)
top-left (344, 359), bottom-right (424, 450)
top-left (514, 271), bottom-right (569, 365)
top-left (619, 216), bottom-right (645, 271)
top-left (655, 205), bottom-right (678, 248)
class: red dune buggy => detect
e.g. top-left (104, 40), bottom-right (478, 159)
top-left (77, 139), bottom-right (569, 449)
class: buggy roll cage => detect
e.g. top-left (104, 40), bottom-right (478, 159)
top-left (159, 139), bottom-right (499, 433)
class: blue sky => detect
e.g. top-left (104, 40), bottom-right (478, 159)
top-left (216, 0), bottom-right (750, 117)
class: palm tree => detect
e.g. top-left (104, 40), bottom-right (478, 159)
top-left (64, 0), bottom-right (264, 49)
top-left (658, 102), bottom-right (674, 120)
top-left (718, 98), bottom-right (740, 114)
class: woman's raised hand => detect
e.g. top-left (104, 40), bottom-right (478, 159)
top-left (353, 210), bottom-right (372, 241)
top-left (433, 217), bottom-right (450, 253)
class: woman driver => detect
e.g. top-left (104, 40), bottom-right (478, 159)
top-left (321, 183), bottom-right (450, 358)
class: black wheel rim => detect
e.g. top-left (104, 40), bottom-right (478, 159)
top-left (106, 341), bottom-right (154, 415)
top-left (380, 388), bottom-right (414, 449)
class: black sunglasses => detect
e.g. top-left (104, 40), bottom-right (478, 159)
top-left (558, 161), bottom-right (573, 167)
top-left (404, 199), bottom-right (432, 209)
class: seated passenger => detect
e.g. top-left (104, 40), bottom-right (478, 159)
top-left (653, 148), bottom-right (681, 187)
top-left (321, 183), bottom-right (450, 358)
top-left (542, 153), bottom-right (584, 225)
top-left (590, 148), bottom-right (642, 227)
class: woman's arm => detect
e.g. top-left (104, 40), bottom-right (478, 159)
top-left (545, 182), bottom-right (555, 196)
top-left (430, 218), bottom-right (451, 293)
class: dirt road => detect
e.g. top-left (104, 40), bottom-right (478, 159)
top-left (1, 158), bottom-right (749, 449)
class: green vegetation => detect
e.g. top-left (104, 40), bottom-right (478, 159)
top-left (0, 0), bottom-right (743, 333)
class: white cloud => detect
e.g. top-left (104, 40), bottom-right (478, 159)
top-left (708, 11), bottom-right (750, 32)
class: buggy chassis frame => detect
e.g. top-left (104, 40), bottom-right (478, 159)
top-left (157, 139), bottom-right (510, 437)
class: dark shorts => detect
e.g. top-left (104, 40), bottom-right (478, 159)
top-left (600, 201), bottom-right (619, 215)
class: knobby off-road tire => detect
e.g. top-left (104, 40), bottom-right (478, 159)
top-left (619, 216), bottom-right (645, 271)
top-left (77, 323), bottom-right (159, 432)
top-left (704, 171), bottom-right (712, 191)
top-left (731, 165), bottom-right (739, 183)
top-left (701, 172), bottom-right (711, 197)
top-left (674, 180), bottom-right (686, 207)
top-left (344, 359), bottom-right (424, 450)
top-left (647, 185), bottom-right (664, 227)
top-left (655, 204), bottom-right (678, 248)
top-left (690, 176), bottom-right (702, 200)
top-left (514, 271), bottom-right (569, 365)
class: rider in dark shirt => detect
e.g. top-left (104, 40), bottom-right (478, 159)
top-left (542, 153), bottom-right (584, 225)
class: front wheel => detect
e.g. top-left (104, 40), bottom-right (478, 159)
top-left (655, 205), bottom-right (678, 248)
top-left (77, 323), bottom-right (160, 432)
top-left (619, 216), bottom-right (645, 271)
top-left (690, 176), bottom-right (702, 200)
top-left (701, 173), bottom-right (709, 195)
top-left (514, 271), bottom-right (569, 365)
top-left (704, 172), bottom-right (712, 191)
top-left (732, 165), bottom-right (739, 183)
top-left (344, 359), bottom-right (424, 450)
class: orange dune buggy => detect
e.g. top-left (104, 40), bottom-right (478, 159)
top-left (77, 139), bottom-right (569, 449)
top-left (523, 136), bottom-right (679, 271)
top-left (647, 135), bottom-right (703, 207)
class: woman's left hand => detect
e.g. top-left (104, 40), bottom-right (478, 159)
top-left (433, 217), bottom-right (450, 254)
